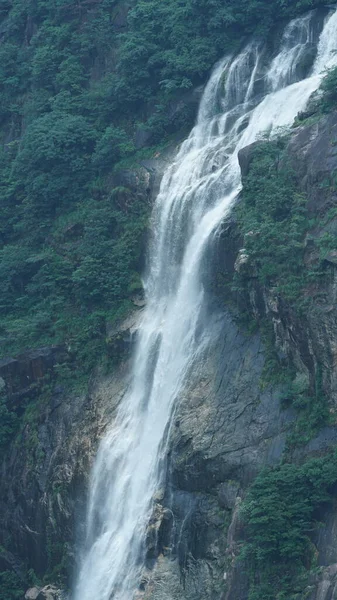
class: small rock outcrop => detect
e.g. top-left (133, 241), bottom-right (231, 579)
top-left (25, 586), bottom-right (64, 600)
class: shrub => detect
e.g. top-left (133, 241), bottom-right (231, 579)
top-left (242, 452), bottom-right (337, 599)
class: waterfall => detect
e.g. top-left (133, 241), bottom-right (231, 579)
top-left (73, 9), bottom-right (337, 600)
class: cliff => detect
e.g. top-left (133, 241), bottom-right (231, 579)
top-left (1, 106), bottom-right (337, 600)
top-left (138, 111), bottom-right (337, 600)
top-left (1, 2), bottom-right (337, 597)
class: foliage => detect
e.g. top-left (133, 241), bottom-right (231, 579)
top-left (241, 452), bottom-right (337, 599)
top-left (0, 188), bottom-right (149, 373)
top-left (0, 570), bottom-right (24, 600)
top-left (0, 388), bottom-right (19, 450)
top-left (320, 66), bottom-right (337, 111)
top-left (0, 0), bottom-right (334, 588)
top-left (234, 139), bottom-right (310, 303)
top-left (234, 138), bottom-right (332, 309)
top-left (234, 139), bottom-right (334, 448)
top-left (283, 366), bottom-right (331, 449)
top-left (13, 112), bottom-right (97, 226)
top-left (0, 0), bottom-right (333, 590)
top-left (258, 321), bottom-right (292, 389)
top-left (92, 126), bottom-right (135, 173)
top-left (116, 0), bottom-right (327, 111)
top-left (0, 0), bottom-right (329, 379)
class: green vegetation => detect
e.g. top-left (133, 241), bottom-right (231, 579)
top-left (318, 65), bottom-right (337, 112)
top-left (282, 366), bottom-right (331, 449)
top-left (241, 452), bottom-right (337, 600)
top-left (116, 0), bottom-right (325, 109)
top-left (232, 119), bottom-right (337, 597)
top-left (0, 0), bottom-right (155, 382)
top-left (234, 138), bottom-right (321, 307)
top-left (0, 0), bottom-right (336, 593)
top-left (0, 0), bottom-right (329, 369)
top-left (233, 135), bottom-right (337, 446)
top-left (0, 570), bottom-right (24, 600)
top-left (0, 386), bottom-right (19, 449)
top-left (0, 0), bottom-right (328, 444)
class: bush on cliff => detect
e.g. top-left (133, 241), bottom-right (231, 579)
top-left (234, 139), bottom-right (310, 303)
top-left (242, 452), bottom-right (337, 599)
top-left (320, 66), bottom-right (337, 111)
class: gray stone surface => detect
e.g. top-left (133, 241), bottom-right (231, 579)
top-left (141, 309), bottom-right (290, 599)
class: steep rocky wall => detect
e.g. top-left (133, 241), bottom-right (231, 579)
top-left (2, 112), bottom-right (337, 600)
top-left (139, 111), bottom-right (337, 600)
top-left (0, 357), bottom-right (130, 578)
top-left (138, 310), bottom-right (291, 600)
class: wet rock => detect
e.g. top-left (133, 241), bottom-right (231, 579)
top-left (25, 588), bottom-right (40, 600)
top-left (0, 346), bottom-right (67, 405)
top-left (218, 482), bottom-right (239, 510)
top-left (142, 110), bottom-right (337, 600)
top-left (238, 141), bottom-right (265, 177)
top-left (36, 586), bottom-right (62, 600)
top-left (106, 310), bottom-right (144, 359)
top-left (131, 293), bottom-right (146, 308)
top-left (145, 504), bottom-right (165, 559)
top-left (0, 358), bottom-right (130, 577)
top-left (139, 306), bottom-right (294, 598)
top-left (234, 249), bottom-right (249, 273)
top-left (324, 250), bottom-right (337, 266)
top-left (153, 488), bottom-right (165, 503)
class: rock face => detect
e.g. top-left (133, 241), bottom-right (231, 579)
top-left (0, 141), bottom-right (173, 588)
top-left (0, 361), bottom-right (129, 577)
top-left (25, 588), bottom-right (40, 600)
top-left (0, 310), bottom-right (140, 582)
top-left (25, 586), bottom-right (64, 600)
top-left (138, 111), bottom-right (337, 599)
top-left (0, 346), bottom-right (66, 406)
top-left (138, 310), bottom-right (291, 600)
top-left (36, 585), bottom-right (64, 600)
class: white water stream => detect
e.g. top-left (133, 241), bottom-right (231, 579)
top-left (73, 9), bottom-right (337, 600)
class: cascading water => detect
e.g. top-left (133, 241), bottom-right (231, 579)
top-left (73, 9), bottom-right (337, 600)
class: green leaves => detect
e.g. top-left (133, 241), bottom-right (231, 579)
top-left (0, 0), bottom-right (331, 387)
top-left (92, 126), bottom-right (135, 173)
top-left (13, 112), bottom-right (96, 225)
top-left (242, 453), bottom-right (337, 599)
top-left (320, 66), bottom-right (337, 112)
top-left (0, 570), bottom-right (24, 600)
top-left (235, 140), bottom-right (311, 302)
top-left (0, 389), bottom-right (19, 450)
